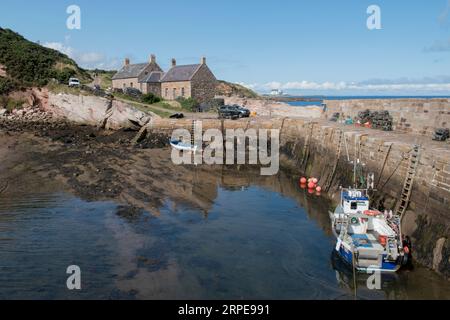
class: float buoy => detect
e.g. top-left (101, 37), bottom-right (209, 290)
top-left (312, 178), bottom-right (318, 184)
top-left (316, 186), bottom-right (322, 192)
top-left (300, 177), bottom-right (307, 184)
top-left (308, 182), bottom-right (316, 189)
top-left (364, 210), bottom-right (380, 216)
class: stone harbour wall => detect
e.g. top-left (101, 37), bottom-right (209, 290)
top-left (323, 99), bottom-right (450, 136)
top-left (146, 117), bottom-right (450, 278)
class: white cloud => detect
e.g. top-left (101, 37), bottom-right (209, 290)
top-left (239, 78), bottom-right (450, 93)
top-left (43, 41), bottom-right (120, 70)
top-left (439, 0), bottom-right (450, 25)
top-left (43, 42), bottom-right (74, 57)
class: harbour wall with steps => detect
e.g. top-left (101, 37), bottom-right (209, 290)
top-left (143, 117), bottom-right (450, 278)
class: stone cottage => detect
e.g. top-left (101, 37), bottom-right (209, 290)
top-left (112, 54), bottom-right (163, 95)
top-left (112, 56), bottom-right (217, 103)
top-left (160, 57), bottom-right (217, 103)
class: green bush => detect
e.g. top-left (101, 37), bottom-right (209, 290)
top-left (54, 67), bottom-right (76, 84)
top-left (176, 97), bottom-right (199, 112)
top-left (0, 96), bottom-right (25, 112)
top-left (141, 92), bottom-right (161, 104)
top-left (0, 77), bottom-right (17, 95)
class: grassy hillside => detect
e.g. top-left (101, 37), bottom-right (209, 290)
top-left (216, 80), bottom-right (259, 99)
top-left (0, 27), bottom-right (91, 94)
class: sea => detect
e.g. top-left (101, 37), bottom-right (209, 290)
top-left (284, 96), bottom-right (450, 107)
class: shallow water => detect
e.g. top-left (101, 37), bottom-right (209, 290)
top-left (0, 169), bottom-right (448, 300)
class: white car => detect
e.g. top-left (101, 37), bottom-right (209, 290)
top-left (68, 78), bottom-right (80, 87)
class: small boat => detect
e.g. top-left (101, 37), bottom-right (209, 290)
top-left (170, 139), bottom-right (199, 153)
top-left (330, 187), bottom-right (410, 273)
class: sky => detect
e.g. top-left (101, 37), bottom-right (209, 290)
top-left (1, 0), bottom-right (450, 95)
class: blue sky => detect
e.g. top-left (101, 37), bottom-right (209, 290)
top-left (1, 0), bottom-right (450, 95)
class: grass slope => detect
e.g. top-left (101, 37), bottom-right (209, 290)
top-left (0, 27), bottom-right (91, 93)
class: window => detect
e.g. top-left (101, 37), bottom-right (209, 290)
top-left (130, 82), bottom-right (133, 88)
top-left (123, 83), bottom-right (125, 89)
top-left (165, 88), bottom-right (168, 97)
top-left (181, 87), bottom-right (185, 97)
top-left (173, 88), bottom-right (176, 98)
top-left (350, 202), bottom-right (357, 210)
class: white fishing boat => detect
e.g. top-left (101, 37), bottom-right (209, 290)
top-left (330, 186), bottom-right (411, 273)
top-left (170, 139), bottom-right (199, 153)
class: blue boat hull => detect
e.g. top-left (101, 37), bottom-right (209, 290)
top-left (336, 244), bottom-right (400, 273)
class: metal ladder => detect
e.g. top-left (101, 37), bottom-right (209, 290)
top-left (191, 120), bottom-right (196, 147)
top-left (395, 145), bottom-right (421, 217)
top-left (300, 122), bottom-right (315, 170)
top-left (324, 130), bottom-right (343, 191)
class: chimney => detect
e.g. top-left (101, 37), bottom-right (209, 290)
top-left (150, 54), bottom-right (156, 64)
top-left (201, 56), bottom-right (206, 65)
top-left (171, 58), bottom-right (177, 67)
top-left (124, 58), bottom-right (130, 66)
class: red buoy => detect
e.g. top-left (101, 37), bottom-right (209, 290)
top-left (308, 182), bottom-right (316, 189)
top-left (316, 186), bottom-right (322, 192)
top-left (312, 178), bottom-right (318, 184)
top-left (300, 177), bottom-right (307, 184)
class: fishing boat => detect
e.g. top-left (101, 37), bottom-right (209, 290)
top-left (170, 139), bottom-right (199, 153)
top-left (329, 186), bottom-right (411, 273)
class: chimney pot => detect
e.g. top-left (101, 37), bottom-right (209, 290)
top-left (150, 54), bottom-right (156, 64)
top-left (171, 58), bottom-right (177, 67)
top-left (201, 56), bottom-right (206, 65)
top-left (124, 58), bottom-right (130, 66)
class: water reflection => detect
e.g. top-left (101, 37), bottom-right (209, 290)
top-left (0, 164), bottom-right (448, 299)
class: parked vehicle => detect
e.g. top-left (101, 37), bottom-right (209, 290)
top-left (218, 105), bottom-right (241, 120)
top-left (231, 104), bottom-right (251, 118)
top-left (68, 78), bottom-right (80, 87)
top-left (123, 87), bottom-right (142, 99)
top-left (433, 128), bottom-right (449, 141)
top-left (170, 113), bottom-right (185, 119)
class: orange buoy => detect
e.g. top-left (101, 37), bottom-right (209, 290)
top-left (300, 183), bottom-right (307, 189)
top-left (300, 177), bottom-right (307, 184)
top-left (379, 236), bottom-right (387, 247)
top-left (308, 188), bottom-right (315, 194)
top-left (316, 186), bottom-right (322, 192)
top-left (364, 210), bottom-right (380, 216)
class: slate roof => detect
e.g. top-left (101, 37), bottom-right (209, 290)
top-left (160, 64), bottom-right (202, 82)
top-left (112, 63), bottom-right (148, 80)
top-left (139, 71), bottom-right (164, 83)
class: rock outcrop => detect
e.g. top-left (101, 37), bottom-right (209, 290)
top-left (1, 88), bottom-right (159, 130)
